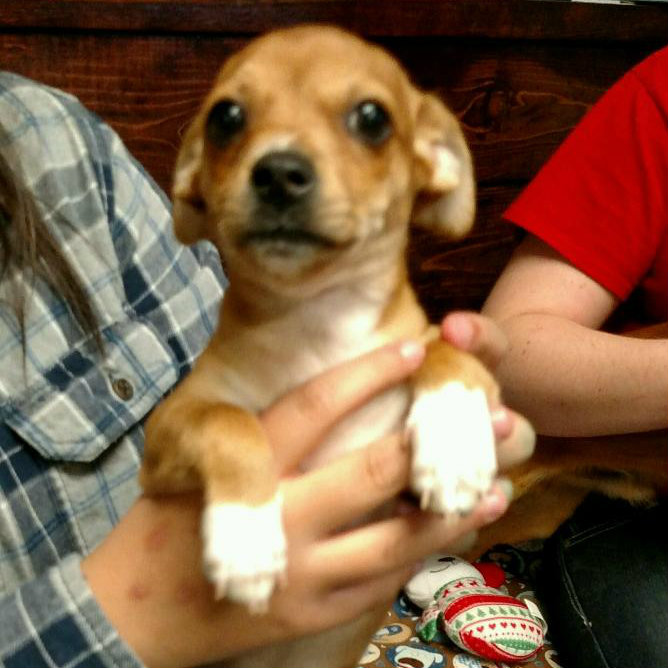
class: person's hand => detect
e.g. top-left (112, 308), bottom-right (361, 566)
top-left (82, 336), bottom-right (534, 668)
top-left (441, 311), bottom-right (536, 466)
top-left (259, 337), bottom-right (530, 637)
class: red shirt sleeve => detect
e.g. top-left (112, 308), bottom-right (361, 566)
top-left (505, 47), bottom-right (668, 305)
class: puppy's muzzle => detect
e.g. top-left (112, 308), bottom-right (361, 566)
top-left (244, 150), bottom-right (334, 248)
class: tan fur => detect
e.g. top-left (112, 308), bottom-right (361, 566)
top-left (144, 23), bottom-right (486, 506)
top-left (416, 335), bottom-right (499, 398)
top-left (467, 429), bottom-right (667, 560)
top-left (140, 25), bottom-right (665, 668)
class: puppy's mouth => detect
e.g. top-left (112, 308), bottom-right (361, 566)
top-left (241, 225), bottom-right (337, 249)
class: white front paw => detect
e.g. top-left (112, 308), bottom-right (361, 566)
top-left (408, 382), bottom-right (496, 516)
top-left (202, 494), bottom-right (287, 613)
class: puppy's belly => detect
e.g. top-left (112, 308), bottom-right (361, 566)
top-left (300, 384), bottom-right (411, 470)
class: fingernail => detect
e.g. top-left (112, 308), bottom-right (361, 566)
top-left (412, 560), bottom-right (426, 576)
top-left (482, 479), bottom-right (512, 523)
top-left (398, 340), bottom-right (425, 363)
top-left (517, 420), bottom-right (536, 459)
top-left (497, 477), bottom-right (514, 503)
top-left (445, 314), bottom-right (475, 349)
top-left (491, 407), bottom-right (512, 439)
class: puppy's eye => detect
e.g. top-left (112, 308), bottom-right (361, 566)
top-left (347, 100), bottom-right (392, 146)
top-left (205, 99), bottom-right (246, 147)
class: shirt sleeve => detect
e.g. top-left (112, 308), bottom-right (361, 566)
top-left (0, 74), bottom-right (225, 668)
top-left (106, 124), bottom-right (226, 379)
top-left (504, 47), bottom-right (668, 301)
top-left (0, 555), bottom-right (143, 668)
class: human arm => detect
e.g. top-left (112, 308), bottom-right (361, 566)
top-left (480, 50), bottom-right (668, 437)
top-left (81, 339), bottom-right (531, 668)
top-left (482, 235), bottom-right (668, 437)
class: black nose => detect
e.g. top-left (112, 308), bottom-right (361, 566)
top-left (251, 151), bottom-right (316, 209)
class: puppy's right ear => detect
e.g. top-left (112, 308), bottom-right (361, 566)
top-left (172, 121), bottom-right (208, 245)
top-left (411, 93), bottom-right (475, 239)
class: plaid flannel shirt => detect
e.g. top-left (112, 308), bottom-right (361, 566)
top-left (0, 72), bottom-right (226, 667)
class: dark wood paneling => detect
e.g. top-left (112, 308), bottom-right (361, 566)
top-left (0, 33), bottom-right (658, 193)
top-left (2, 0), bottom-right (668, 41)
top-left (2, 0), bottom-right (666, 313)
top-left (410, 184), bottom-right (524, 319)
top-left (389, 39), bottom-right (656, 184)
top-left (0, 32), bottom-right (242, 192)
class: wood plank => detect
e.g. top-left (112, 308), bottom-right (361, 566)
top-left (389, 39), bottom-right (657, 183)
top-left (3, 0), bottom-right (663, 312)
top-left (410, 184), bottom-right (524, 317)
top-left (2, 0), bottom-right (668, 40)
top-left (0, 32), bottom-right (657, 191)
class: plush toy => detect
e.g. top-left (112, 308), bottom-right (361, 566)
top-left (405, 554), bottom-right (546, 663)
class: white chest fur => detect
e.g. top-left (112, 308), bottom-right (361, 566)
top-left (217, 284), bottom-right (413, 466)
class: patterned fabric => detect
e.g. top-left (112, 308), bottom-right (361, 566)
top-left (368, 544), bottom-right (563, 668)
top-left (0, 72), bottom-right (226, 667)
top-left (414, 562), bottom-right (545, 662)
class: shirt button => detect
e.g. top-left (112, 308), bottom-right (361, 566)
top-left (111, 377), bottom-right (134, 401)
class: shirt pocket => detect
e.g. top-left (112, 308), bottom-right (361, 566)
top-left (4, 320), bottom-right (179, 462)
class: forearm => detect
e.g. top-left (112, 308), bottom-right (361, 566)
top-left (490, 312), bottom-right (668, 436)
top-left (81, 494), bottom-right (251, 668)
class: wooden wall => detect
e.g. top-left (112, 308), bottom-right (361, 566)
top-left (1, 0), bottom-right (666, 317)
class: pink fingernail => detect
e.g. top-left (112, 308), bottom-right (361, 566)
top-left (491, 407), bottom-right (513, 439)
top-left (445, 314), bottom-right (475, 349)
top-left (482, 484), bottom-right (511, 523)
top-left (412, 560), bottom-right (426, 576)
top-left (491, 407), bottom-right (509, 424)
top-left (398, 340), bottom-right (425, 363)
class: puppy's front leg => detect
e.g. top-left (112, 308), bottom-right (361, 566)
top-left (408, 334), bottom-right (499, 517)
top-left (141, 389), bottom-right (286, 613)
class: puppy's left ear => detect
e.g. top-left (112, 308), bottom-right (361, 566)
top-left (172, 120), bottom-right (208, 245)
top-left (412, 93), bottom-right (475, 239)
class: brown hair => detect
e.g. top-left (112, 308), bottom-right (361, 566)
top-left (0, 148), bottom-right (103, 352)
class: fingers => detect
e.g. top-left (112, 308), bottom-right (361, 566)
top-left (282, 411), bottom-right (529, 545)
top-left (281, 564), bottom-right (413, 635)
top-left (441, 311), bottom-right (508, 371)
top-left (442, 311), bottom-right (536, 469)
top-left (279, 392), bottom-right (533, 545)
top-left (283, 434), bottom-right (410, 536)
top-left (263, 340), bottom-right (425, 472)
top-left (308, 479), bottom-right (512, 589)
top-left (320, 565), bottom-right (413, 627)
top-left (495, 408), bottom-right (536, 470)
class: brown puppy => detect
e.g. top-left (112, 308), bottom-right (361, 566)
top-left (139, 24), bottom-right (667, 667)
top-left (140, 24), bottom-right (501, 667)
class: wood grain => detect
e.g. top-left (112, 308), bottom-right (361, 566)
top-left (2, 0), bottom-right (668, 40)
top-left (410, 184), bottom-right (524, 319)
top-left (0, 33), bottom-right (657, 191)
top-left (2, 0), bottom-right (666, 313)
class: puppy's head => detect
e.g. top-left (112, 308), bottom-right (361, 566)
top-left (173, 26), bottom-right (474, 290)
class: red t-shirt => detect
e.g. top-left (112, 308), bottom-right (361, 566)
top-left (505, 47), bottom-right (668, 326)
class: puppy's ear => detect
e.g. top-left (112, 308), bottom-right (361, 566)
top-left (172, 121), bottom-right (208, 245)
top-left (412, 93), bottom-right (475, 239)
